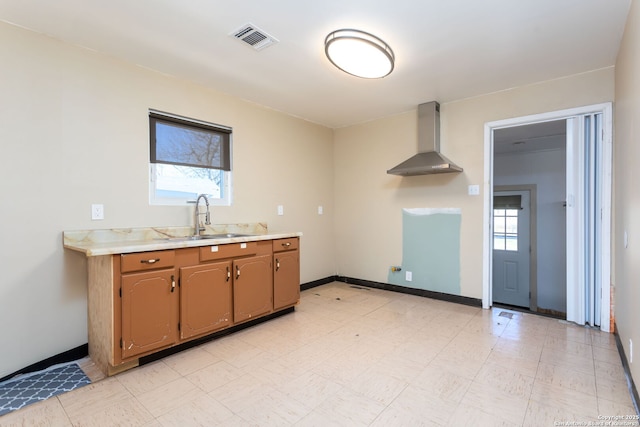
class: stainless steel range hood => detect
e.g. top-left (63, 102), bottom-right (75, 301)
top-left (387, 101), bottom-right (463, 176)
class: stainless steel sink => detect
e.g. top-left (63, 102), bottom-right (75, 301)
top-left (161, 233), bottom-right (254, 241)
top-left (203, 233), bottom-right (255, 239)
top-left (160, 236), bottom-right (210, 241)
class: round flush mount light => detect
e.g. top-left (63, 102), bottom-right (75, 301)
top-left (324, 29), bottom-right (395, 79)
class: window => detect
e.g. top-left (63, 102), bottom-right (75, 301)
top-left (493, 195), bottom-right (521, 251)
top-left (149, 110), bottom-right (232, 206)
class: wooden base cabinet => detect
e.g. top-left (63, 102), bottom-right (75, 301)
top-left (117, 250), bottom-right (179, 362)
top-left (86, 237), bottom-right (299, 377)
top-left (273, 238), bottom-right (300, 310)
top-left (120, 268), bottom-right (178, 359)
top-left (180, 261), bottom-right (233, 340)
top-left (233, 254), bottom-right (273, 323)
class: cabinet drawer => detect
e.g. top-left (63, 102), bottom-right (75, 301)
top-left (121, 250), bottom-right (175, 273)
top-left (200, 241), bottom-right (258, 262)
top-left (273, 237), bottom-right (299, 252)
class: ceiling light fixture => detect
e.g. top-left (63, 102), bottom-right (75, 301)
top-left (324, 29), bottom-right (395, 79)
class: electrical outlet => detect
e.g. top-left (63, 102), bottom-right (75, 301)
top-left (318, 205), bottom-right (323, 215)
top-left (405, 271), bottom-right (412, 281)
top-left (91, 204), bottom-right (104, 220)
top-left (277, 205), bottom-right (284, 216)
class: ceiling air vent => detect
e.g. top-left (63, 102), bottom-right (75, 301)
top-left (231, 23), bottom-right (279, 51)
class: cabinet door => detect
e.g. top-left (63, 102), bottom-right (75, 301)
top-left (180, 261), bottom-right (232, 339)
top-left (233, 254), bottom-right (273, 323)
top-left (273, 250), bottom-right (300, 310)
top-left (121, 269), bottom-right (178, 359)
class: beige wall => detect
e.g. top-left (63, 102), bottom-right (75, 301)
top-left (334, 67), bottom-right (614, 300)
top-left (0, 22), bottom-right (335, 378)
top-left (614, 0), bottom-right (640, 391)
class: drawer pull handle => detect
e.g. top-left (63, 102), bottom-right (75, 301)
top-left (235, 265), bottom-right (240, 280)
top-left (226, 266), bottom-right (231, 282)
top-left (282, 242), bottom-right (291, 247)
top-left (141, 258), bottom-right (160, 264)
top-left (275, 258), bottom-right (280, 272)
top-left (170, 275), bottom-right (176, 293)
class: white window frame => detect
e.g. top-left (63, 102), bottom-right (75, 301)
top-left (148, 109), bottom-right (233, 206)
top-left (493, 208), bottom-right (519, 252)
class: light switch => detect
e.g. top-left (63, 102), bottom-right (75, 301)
top-left (277, 205), bottom-right (284, 216)
top-left (318, 206), bottom-right (323, 215)
top-left (468, 185), bottom-right (480, 196)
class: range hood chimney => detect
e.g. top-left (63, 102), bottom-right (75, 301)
top-left (387, 101), bottom-right (463, 176)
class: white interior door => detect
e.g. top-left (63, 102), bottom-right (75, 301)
top-left (492, 190), bottom-right (531, 308)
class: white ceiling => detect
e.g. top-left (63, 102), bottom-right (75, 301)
top-left (0, 0), bottom-right (631, 128)
top-left (494, 120), bottom-right (566, 155)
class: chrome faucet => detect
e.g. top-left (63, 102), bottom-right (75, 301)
top-left (194, 194), bottom-right (211, 236)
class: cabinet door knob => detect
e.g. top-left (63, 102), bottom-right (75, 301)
top-left (275, 259), bottom-right (280, 272)
top-left (282, 242), bottom-right (291, 247)
top-left (235, 265), bottom-right (240, 280)
top-left (226, 266), bottom-right (231, 282)
top-left (170, 275), bottom-right (176, 293)
top-left (141, 258), bottom-right (160, 264)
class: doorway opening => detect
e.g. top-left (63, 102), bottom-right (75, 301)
top-left (493, 120), bottom-right (566, 318)
top-left (482, 103), bottom-right (612, 331)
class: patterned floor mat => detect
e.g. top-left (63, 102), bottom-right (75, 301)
top-left (0, 362), bottom-right (91, 416)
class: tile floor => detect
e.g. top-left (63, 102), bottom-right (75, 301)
top-left (1, 282), bottom-right (638, 426)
